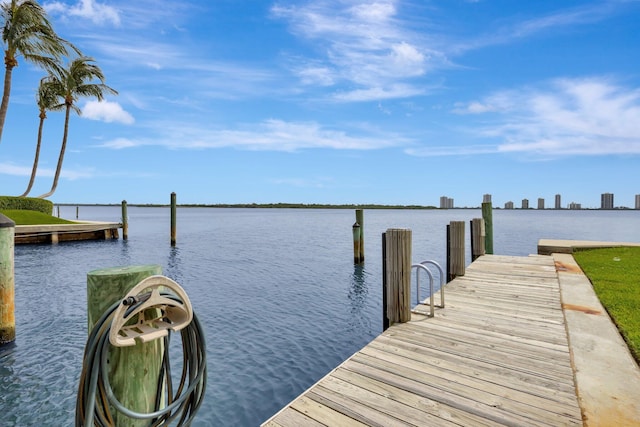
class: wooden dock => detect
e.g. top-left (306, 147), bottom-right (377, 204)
top-left (14, 221), bottom-right (121, 244)
top-left (262, 254), bottom-right (584, 426)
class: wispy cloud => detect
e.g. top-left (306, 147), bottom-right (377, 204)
top-left (451, 2), bottom-right (628, 53)
top-left (271, 0), bottom-right (443, 101)
top-left (440, 77), bottom-right (640, 157)
top-left (97, 119), bottom-right (409, 151)
top-left (0, 162), bottom-right (93, 180)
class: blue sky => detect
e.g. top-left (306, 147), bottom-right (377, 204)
top-left (0, 0), bottom-right (639, 207)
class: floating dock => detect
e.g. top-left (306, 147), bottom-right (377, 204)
top-left (14, 221), bottom-right (122, 244)
top-left (262, 249), bottom-right (640, 426)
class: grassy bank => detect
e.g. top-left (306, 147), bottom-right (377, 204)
top-left (0, 209), bottom-right (75, 226)
top-left (573, 247), bottom-right (640, 364)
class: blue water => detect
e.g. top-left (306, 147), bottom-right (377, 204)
top-left (1, 207), bottom-right (639, 426)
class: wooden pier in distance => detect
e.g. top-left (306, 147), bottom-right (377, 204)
top-left (14, 221), bottom-right (122, 244)
top-left (263, 254), bottom-right (585, 426)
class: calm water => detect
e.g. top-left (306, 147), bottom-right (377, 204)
top-left (1, 207), bottom-right (639, 426)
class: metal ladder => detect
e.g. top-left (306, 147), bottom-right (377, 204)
top-left (411, 260), bottom-right (445, 317)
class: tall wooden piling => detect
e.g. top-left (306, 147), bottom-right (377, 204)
top-left (355, 209), bottom-right (364, 262)
top-left (76, 206), bottom-right (79, 219)
top-left (470, 218), bottom-right (486, 261)
top-left (482, 202), bottom-right (493, 254)
top-left (383, 228), bottom-right (412, 325)
top-left (121, 200), bottom-right (128, 240)
top-left (170, 192), bottom-right (177, 246)
top-left (352, 222), bottom-right (361, 264)
top-left (447, 221), bottom-right (465, 281)
top-left (0, 214), bottom-right (15, 345)
top-left (87, 264), bottom-right (164, 427)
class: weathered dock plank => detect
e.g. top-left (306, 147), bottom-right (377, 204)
top-left (262, 254), bottom-right (584, 426)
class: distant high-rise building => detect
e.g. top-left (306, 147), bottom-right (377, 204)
top-left (537, 198), bottom-right (545, 209)
top-left (601, 193), bottom-right (614, 209)
top-left (483, 194), bottom-right (492, 203)
top-left (439, 196), bottom-right (454, 209)
top-left (635, 194), bottom-right (640, 210)
top-left (504, 201), bottom-right (514, 209)
top-left (555, 194), bottom-right (561, 209)
top-left (521, 199), bottom-right (529, 209)
top-left (569, 202), bottom-right (582, 210)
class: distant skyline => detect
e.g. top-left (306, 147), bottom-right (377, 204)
top-left (1, 0), bottom-right (639, 208)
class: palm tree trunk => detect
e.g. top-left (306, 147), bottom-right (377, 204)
top-left (0, 64), bottom-right (15, 145)
top-left (37, 105), bottom-right (70, 199)
top-left (19, 116), bottom-right (46, 197)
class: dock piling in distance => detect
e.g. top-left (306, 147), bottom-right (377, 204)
top-left (86, 264), bottom-right (164, 426)
top-left (383, 228), bottom-right (412, 326)
top-left (121, 200), bottom-right (128, 240)
top-left (0, 213), bottom-right (15, 345)
top-left (352, 222), bottom-right (361, 264)
top-left (170, 192), bottom-right (177, 246)
top-left (355, 209), bottom-right (364, 262)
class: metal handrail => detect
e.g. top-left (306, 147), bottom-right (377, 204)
top-left (419, 260), bottom-right (445, 309)
top-left (411, 260), bottom-right (445, 318)
top-left (411, 263), bottom-right (434, 317)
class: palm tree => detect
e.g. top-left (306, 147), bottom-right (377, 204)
top-left (0, 0), bottom-right (73, 144)
top-left (37, 56), bottom-right (117, 199)
top-left (19, 77), bottom-right (56, 196)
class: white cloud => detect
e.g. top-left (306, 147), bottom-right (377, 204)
top-left (0, 162), bottom-right (92, 180)
top-left (0, 162), bottom-right (31, 176)
top-left (82, 100), bottom-right (134, 124)
top-left (272, 0), bottom-right (441, 101)
top-left (460, 77), bottom-right (640, 156)
top-left (45, 0), bottom-right (120, 26)
top-left (97, 119), bottom-right (409, 152)
top-left (97, 138), bottom-right (138, 149)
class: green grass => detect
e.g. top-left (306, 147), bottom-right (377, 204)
top-left (0, 209), bottom-right (76, 225)
top-left (573, 247), bottom-right (640, 364)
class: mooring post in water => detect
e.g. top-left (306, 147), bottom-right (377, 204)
top-left (121, 200), bottom-right (128, 240)
top-left (352, 222), bottom-right (362, 264)
top-left (76, 206), bottom-right (79, 219)
top-left (447, 221), bottom-right (465, 281)
top-left (171, 192), bottom-right (177, 247)
top-left (355, 209), bottom-right (365, 262)
top-left (470, 218), bottom-right (486, 261)
top-left (0, 214), bottom-right (15, 346)
top-left (383, 228), bottom-right (412, 326)
top-left (86, 264), bottom-right (164, 426)
top-left (482, 202), bottom-right (493, 254)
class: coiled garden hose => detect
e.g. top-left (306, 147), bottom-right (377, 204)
top-left (75, 293), bottom-right (207, 426)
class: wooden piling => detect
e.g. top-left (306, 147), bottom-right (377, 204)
top-left (384, 228), bottom-right (412, 325)
top-left (0, 214), bottom-right (15, 345)
top-left (355, 209), bottom-right (364, 262)
top-left (447, 221), bottom-right (465, 281)
top-left (470, 218), bottom-right (486, 261)
top-left (381, 232), bottom-right (389, 331)
top-left (76, 206), bottom-right (79, 219)
top-left (121, 200), bottom-right (128, 240)
top-left (352, 222), bottom-right (361, 264)
top-left (482, 202), bottom-right (494, 254)
top-left (170, 192), bottom-right (177, 246)
top-left (86, 264), bottom-right (164, 427)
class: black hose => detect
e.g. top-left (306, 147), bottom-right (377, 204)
top-left (75, 293), bottom-right (207, 426)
